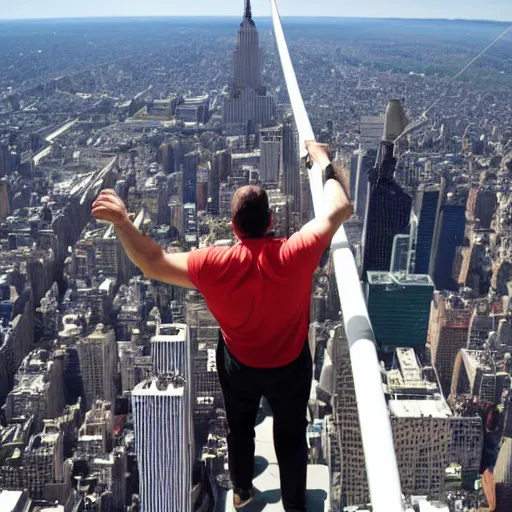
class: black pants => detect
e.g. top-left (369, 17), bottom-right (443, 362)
top-left (216, 335), bottom-right (312, 512)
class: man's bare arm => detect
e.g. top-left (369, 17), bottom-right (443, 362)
top-left (301, 141), bottom-right (353, 241)
top-left (92, 190), bottom-right (195, 289)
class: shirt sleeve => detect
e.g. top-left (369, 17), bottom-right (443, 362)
top-left (187, 247), bottom-right (212, 289)
top-left (280, 229), bottom-right (331, 273)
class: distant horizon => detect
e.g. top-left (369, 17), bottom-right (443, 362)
top-left (1, 14), bottom-right (511, 25)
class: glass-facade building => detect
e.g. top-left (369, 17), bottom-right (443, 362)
top-left (363, 179), bottom-right (412, 276)
top-left (414, 189), bottom-right (441, 275)
top-left (432, 203), bottom-right (466, 291)
top-left (366, 272), bottom-right (434, 352)
top-left (132, 378), bottom-right (192, 512)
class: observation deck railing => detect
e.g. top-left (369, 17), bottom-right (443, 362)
top-left (270, 2), bottom-right (404, 510)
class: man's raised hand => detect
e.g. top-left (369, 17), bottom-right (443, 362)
top-left (305, 140), bottom-right (331, 169)
top-left (92, 189), bottom-right (129, 227)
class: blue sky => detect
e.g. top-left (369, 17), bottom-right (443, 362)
top-left (2, 0), bottom-right (511, 21)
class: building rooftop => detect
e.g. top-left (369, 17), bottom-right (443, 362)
top-left (389, 399), bottom-right (452, 419)
top-left (133, 376), bottom-right (185, 396)
top-left (367, 271), bottom-right (434, 286)
top-left (153, 323), bottom-right (187, 341)
top-left (0, 490), bottom-right (25, 512)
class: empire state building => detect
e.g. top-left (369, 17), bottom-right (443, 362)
top-left (224, 0), bottom-right (276, 130)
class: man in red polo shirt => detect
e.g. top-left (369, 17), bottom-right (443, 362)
top-left (92, 141), bottom-right (352, 511)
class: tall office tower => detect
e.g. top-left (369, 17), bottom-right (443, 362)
top-left (466, 186), bottom-right (497, 230)
top-left (76, 324), bottom-right (117, 409)
top-left (319, 325), bottom-right (369, 507)
top-left (281, 119), bottom-right (301, 214)
top-left (150, 324), bottom-right (190, 380)
top-left (349, 152), bottom-right (358, 199)
top-left (0, 142), bottom-right (8, 177)
top-left (0, 180), bottom-right (9, 219)
top-left (260, 125), bottom-right (282, 183)
top-left (215, 149), bottom-right (233, 183)
top-left (132, 376), bottom-right (192, 512)
top-left (362, 102), bottom-right (412, 277)
top-left (223, 0), bottom-right (276, 130)
top-left (353, 149), bottom-right (376, 220)
top-left (411, 186), bottom-right (442, 275)
top-left (207, 162), bottom-right (220, 216)
top-left (185, 292), bottom-right (222, 420)
top-left (158, 142), bottom-right (175, 174)
top-left (366, 272), bottom-right (434, 353)
top-left (430, 186), bottom-right (467, 291)
top-left (194, 167), bottom-right (206, 213)
top-left (362, 144), bottom-right (412, 275)
top-left (388, 348), bottom-right (483, 497)
top-left (428, 292), bottom-right (473, 396)
top-left (183, 152), bottom-right (199, 204)
top-left (183, 203), bottom-right (198, 246)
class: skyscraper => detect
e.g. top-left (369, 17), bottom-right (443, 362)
top-left (362, 101), bottom-right (412, 277)
top-left (281, 119), bottom-right (301, 214)
top-left (260, 125), bottom-right (282, 183)
top-left (76, 324), bottom-right (117, 409)
top-left (428, 292), bottom-right (473, 396)
top-left (430, 187), bottom-right (467, 291)
top-left (150, 323), bottom-right (190, 379)
top-left (412, 186), bottom-right (442, 275)
top-left (366, 272), bottom-right (434, 353)
top-left (362, 145), bottom-right (412, 276)
top-left (208, 150), bottom-right (232, 215)
top-left (132, 376), bottom-right (192, 512)
top-left (183, 152), bottom-right (199, 204)
top-left (319, 325), bottom-right (369, 507)
top-left (224, 0), bottom-right (276, 130)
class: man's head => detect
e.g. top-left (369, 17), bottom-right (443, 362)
top-left (231, 185), bottom-right (271, 238)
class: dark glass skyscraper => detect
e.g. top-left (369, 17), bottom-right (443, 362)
top-left (413, 188), bottom-right (442, 275)
top-left (366, 272), bottom-right (434, 352)
top-left (183, 152), bottom-right (199, 204)
top-left (431, 199), bottom-right (466, 291)
top-left (362, 143), bottom-right (412, 276)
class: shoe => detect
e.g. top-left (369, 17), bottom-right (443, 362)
top-left (233, 487), bottom-right (255, 509)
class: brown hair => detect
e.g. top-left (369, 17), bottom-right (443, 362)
top-left (231, 185), bottom-right (271, 238)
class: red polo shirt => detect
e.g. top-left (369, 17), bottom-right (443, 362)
top-left (187, 229), bottom-right (330, 368)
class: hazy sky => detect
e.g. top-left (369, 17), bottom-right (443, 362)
top-left (2, 0), bottom-right (511, 22)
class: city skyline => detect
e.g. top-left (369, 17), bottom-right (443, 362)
top-left (2, 0), bottom-right (512, 22)
top-left (0, 0), bottom-right (511, 509)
